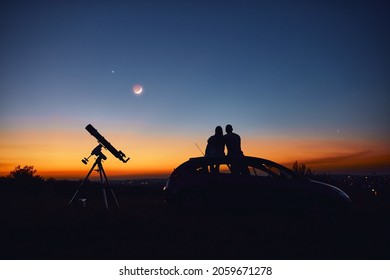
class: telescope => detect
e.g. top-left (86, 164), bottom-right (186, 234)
top-left (69, 124), bottom-right (129, 210)
top-left (85, 124), bottom-right (130, 163)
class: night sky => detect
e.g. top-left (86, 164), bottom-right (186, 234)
top-left (1, 0), bottom-right (389, 178)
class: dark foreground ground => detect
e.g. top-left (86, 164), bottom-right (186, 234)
top-left (1, 177), bottom-right (390, 260)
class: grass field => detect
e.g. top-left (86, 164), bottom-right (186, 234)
top-left (1, 179), bottom-right (390, 260)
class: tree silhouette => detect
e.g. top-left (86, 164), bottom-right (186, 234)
top-left (8, 165), bottom-right (44, 186)
top-left (292, 161), bottom-right (313, 178)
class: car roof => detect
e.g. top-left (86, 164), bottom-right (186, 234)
top-left (171, 156), bottom-right (300, 179)
top-left (187, 155), bottom-right (278, 166)
top-left (182, 156), bottom-right (295, 175)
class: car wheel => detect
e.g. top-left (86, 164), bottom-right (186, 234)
top-left (180, 190), bottom-right (206, 214)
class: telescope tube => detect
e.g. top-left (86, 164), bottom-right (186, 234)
top-left (85, 124), bottom-right (130, 163)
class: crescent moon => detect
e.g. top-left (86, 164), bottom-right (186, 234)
top-left (133, 84), bottom-right (143, 95)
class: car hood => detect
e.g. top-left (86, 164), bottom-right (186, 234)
top-left (310, 179), bottom-right (351, 202)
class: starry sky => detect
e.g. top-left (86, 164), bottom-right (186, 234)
top-left (1, 0), bottom-right (389, 178)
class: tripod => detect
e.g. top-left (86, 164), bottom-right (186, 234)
top-left (68, 151), bottom-right (120, 210)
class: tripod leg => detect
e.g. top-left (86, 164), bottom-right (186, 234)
top-left (100, 163), bottom-right (120, 208)
top-left (102, 187), bottom-right (109, 210)
top-left (68, 190), bottom-right (79, 207)
top-left (68, 161), bottom-right (98, 206)
top-left (110, 189), bottom-right (120, 208)
top-left (98, 162), bottom-right (109, 210)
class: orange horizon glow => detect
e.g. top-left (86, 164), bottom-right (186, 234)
top-left (1, 127), bottom-right (389, 179)
top-left (1, 0), bottom-right (389, 181)
top-left (2, 152), bottom-right (389, 180)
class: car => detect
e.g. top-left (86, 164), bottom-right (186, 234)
top-left (163, 156), bottom-right (351, 217)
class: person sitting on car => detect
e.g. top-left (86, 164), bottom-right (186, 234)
top-left (205, 126), bottom-right (225, 173)
top-left (224, 124), bottom-right (243, 156)
top-left (205, 126), bottom-right (225, 156)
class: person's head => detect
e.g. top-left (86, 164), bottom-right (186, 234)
top-left (226, 124), bottom-right (233, 133)
top-left (215, 126), bottom-right (223, 136)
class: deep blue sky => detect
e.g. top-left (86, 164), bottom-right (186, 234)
top-left (1, 0), bottom-right (389, 176)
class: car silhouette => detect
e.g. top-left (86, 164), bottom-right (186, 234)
top-left (163, 156), bottom-right (351, 216)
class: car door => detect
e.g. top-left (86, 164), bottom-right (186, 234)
top-left (244, 165), bottom-right (277, 207)
top-left (206, 158), bottom-right (254, 207)
top-left (245, 162), bottom-right (305, 209)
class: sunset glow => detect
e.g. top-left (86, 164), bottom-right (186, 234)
top-left (0, 124), bottom-right (389, 179)
top-left (1, 1), bottom-right (389, 179)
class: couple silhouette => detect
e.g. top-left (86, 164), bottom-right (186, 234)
top-left (205, 124), bottom-right (243, 157)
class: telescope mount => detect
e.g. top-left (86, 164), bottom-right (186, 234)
top-left (68, 145), bottom-right (120, 210)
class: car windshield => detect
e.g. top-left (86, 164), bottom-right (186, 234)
top-left (249, 163), bottom-right (294, 179)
